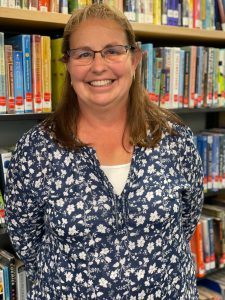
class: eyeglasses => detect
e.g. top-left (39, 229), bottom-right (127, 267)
top-left (67, 45), bottom-right (136, 66)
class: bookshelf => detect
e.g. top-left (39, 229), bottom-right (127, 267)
top-left (1, 7), bottom-right (225, 45)
top-left (0, 6), bottom-right (225, 297)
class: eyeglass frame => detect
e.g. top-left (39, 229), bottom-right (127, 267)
top-left (66, 44), bottom-right (136, 65)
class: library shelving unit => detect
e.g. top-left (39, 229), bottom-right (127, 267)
top-left (0, 4), bottom-right (225, 270)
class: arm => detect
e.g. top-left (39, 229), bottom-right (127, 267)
top-left (179, 126), bottom-right (204, 242)
top-left (4, 130), bottom-right (47, 281)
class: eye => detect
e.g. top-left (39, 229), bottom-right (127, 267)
top-left (70, 49), bottom-right (93, 59)
top-left (104, 46), bottom-right (124, 56)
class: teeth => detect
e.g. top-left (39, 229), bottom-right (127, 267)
top-left (90, 80), bottom-right (113, 87)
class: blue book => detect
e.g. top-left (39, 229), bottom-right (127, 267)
top-left (167, 0), bottom-right (174, 25)
top-left (211, 134), bottom-right (220, 191)
top-left (141, 43), bottom-right (153, 94)
top-left (13, 51), bottom-right (24, 114)
top-left (196, 46), bottom-right (204, 108)
top-left (197, 135), bottom-right (208, 192)
top-left (0, 263), bottom-right (10, 300)
top-left (6, 34), bottom-right (32, 113)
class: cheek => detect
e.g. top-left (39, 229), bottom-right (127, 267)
top-left (67, 63), bottom-right (86, 81)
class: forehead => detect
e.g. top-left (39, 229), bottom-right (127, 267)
top-left (69, 18), bottom-right (127, 48)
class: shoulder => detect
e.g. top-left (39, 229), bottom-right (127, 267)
top-left (162, 121), bottom-right (194, 143)
top-left (12, 120), bottom-right (56, 160)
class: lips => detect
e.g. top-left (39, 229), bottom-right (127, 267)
top-left (89, 79), bottom-right (114, 87)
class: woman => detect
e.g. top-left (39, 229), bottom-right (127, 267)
top-left (5, 3), bottom-right (204, 299)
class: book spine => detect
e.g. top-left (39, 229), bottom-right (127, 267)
top-left (169, 47), bottom-right (180, 108)
top-left (38, 0), bottom-right (50, 11)
top-left (32, 34), bottom-right (42, 113)
top-left (183, 50), bottom-right (190, 108)
top-left (178, 49), bottom-right (185, 108)
top-left (4, 45), bottom-right (15, 113)
top-left (22, 35), bottom-right (33, 112)
top-left (191, 221), bottom-right (205, 277)
top-left (216, 0), bottom-right (225, 31)
top-left (207, 135), bottom-right (213, 190)
top-left (189, 46), bottom-right (197, 108)
top-left (213, 218), bottom-right (224, 268)
top-left (123, 0), bottom-right (137, 22)
top-left (0, 32), bottom-right (6, 114)
top-left (197, 135), bottom-right (208, 192)
top-left (153, 0), bottom-right (161, 25)
top-left (196, 46), bottom-right (204, 108)
top-left (212, 48), bottom-right (219, 107)
top-left (208, 218), bottom-right (216, 270)
top-left (218, 49), bottom-right (225, 107)
top-left (167, 0), bottom-right (174, 25)
top-left (29, 0), bottom-right (38, 10)
top-left (13, 51), bottom-right (24, 114)
top-left (212, 134), bottom-right (220, 191)
top-left (41, 36), bottom-right (52, 113)
top-left (201, 217), bottom-right (211, 271)
top-left (161, 0), bottom-right (168, 24)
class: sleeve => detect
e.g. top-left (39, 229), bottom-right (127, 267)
top-left (179, 126), bottom-right (204, 242)
top-left (4, 131), bottom-right (47, 281)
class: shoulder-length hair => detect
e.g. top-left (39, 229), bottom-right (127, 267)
top-left (44, 3), bottom-right (183, 150)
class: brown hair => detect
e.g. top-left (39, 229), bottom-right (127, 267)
top-left (44, 3), bottom-right (183, 150)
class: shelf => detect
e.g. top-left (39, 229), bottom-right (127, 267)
top-left (1, 7), bottom-right (225, 45)
top-left (0, 113), bottom-right (51, 121)
top-left (0, 7), bottom-right (69, 32)
top-left (172, 107), bottom-right (225, 114)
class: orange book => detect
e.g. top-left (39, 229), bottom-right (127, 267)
top-left (190, 221), bottom-right (205, 278)
top-left (38, 0), bottom-right (50, 11)
top-left (31, 34), bottom-right (42, 113)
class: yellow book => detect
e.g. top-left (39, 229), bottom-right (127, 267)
top-left (41, 36), bottom-right (52, 113)
top-left (51, 37), bottom-right (66, 111)
top-left (153, 0), bottom-right (161, 25)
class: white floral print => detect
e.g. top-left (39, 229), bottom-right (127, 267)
top-left (5, 122), bottom-right (204, 299)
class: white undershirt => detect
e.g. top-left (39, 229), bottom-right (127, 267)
top-left (100, 163), bottom-right (131, 195)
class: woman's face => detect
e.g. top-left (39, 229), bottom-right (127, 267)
top-left (67, 18), bottom-right (141, 113)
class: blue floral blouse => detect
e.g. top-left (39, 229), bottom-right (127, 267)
top-left (5, 121), bottom-right (204, 300)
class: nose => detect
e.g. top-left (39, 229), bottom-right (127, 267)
top-left (91, 52), bottom-right (107, 71)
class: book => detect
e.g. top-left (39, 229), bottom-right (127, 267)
top-left (0, 149), bottom-right (12, 195)
top-left (4, 45), bottom-right (14, 114)
top-left (202, 204), bottom-right (225, 264)
top-left (0, 259), bottom-right (10, 300)
top-left (198, 285), bottom-right (223, 299)
top-left (41, 36), bottom-right (52, 113)
top-left (201, 215), bottom-right (212, 271)
top-left (169, 47), bottom-right (180, 108)
top-left (6, 34), bottom-right (33, 113)
top-left (141, 43), bottom-right (153, 94)
top-left (0, 191), bottom-right (4, 227)
top-left (123, 0), bottom-right (137, 22)
top-left (0, 268), bottom-right (4, 300)
top-left (0, 251), bottom-right (16, 300)
top-left (181, 46), bottom-right (197, 108)
top-left (31, 34), bottom-right (42, 113)
top-left (38, 0), bottom-right (49, 11)
top-left (51, 37), bottom-right (66, 110)
top-left (15, 260), bottom-right (27, 300)
top-left (13, 50), bottom-right (24, 114)
top-left (213, 216), bottom-right (224, 268)
top-left (190, 221), bottom-right (205, 278)
top-left (0, 32), bottom-right (6, 114)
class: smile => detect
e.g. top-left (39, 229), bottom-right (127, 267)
top-left (89, 80), bottom-right (114, 87)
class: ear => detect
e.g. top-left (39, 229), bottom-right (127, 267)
top-left (132, 48), bottom-right (142, 70)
